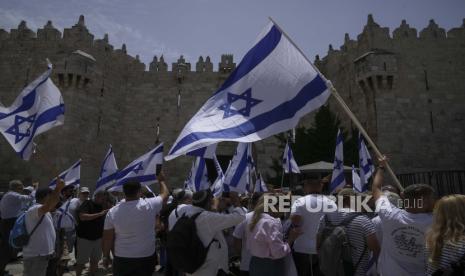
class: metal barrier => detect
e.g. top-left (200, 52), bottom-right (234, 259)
top-left (397, 171), bottom-right (465, 196)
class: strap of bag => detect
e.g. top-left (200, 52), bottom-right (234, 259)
top-left (29, 214), bottom-right (45, 237)
top-left (175, 206), bottom-right (179, 218)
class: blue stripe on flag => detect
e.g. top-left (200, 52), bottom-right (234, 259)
top-left (194, 158), bottom-right (206, 191)
top-left (330, 173), bottom-right (345, 192)
top-left (19, 104), bottom-right (65, 158)
top-left (170, 75), bottom-right (327, 154)
top-left (96, 172), bottom-right (118, 187)
top-left (215, 25), bottom-right (282, 94)
top-left (117, 174), bottom-right (156, 187)
top-left (229, 149), bottom-right (248, 188)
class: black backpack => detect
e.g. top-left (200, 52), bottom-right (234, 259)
top-left (167, 209), bottom-right (217, 274)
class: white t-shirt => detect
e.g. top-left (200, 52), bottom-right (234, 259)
top-left (23, 205), bottom-right (56, 257)
top-left (290, 194), bottom-right (337, 254)
top-left (376, 196), bottom-right (433, 276)
top-left (232, 212), bottom-right (254, 271)
top-left (104, 196), bottom-right (163, 258)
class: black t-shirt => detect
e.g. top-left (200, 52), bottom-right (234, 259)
top-left (76, 200), bottom-right (104, 240)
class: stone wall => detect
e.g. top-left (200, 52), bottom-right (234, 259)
top-left (0, 14), bottom-right (464, 191)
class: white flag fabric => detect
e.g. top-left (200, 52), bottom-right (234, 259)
top-left (283, 142), bottom-right (300, 174)
top-left (0, 65), bottom-right (65, 160)
top-left (95, 145), bottom-right (118, 193)
top-left (211, 156), bottom-right (227, 197)
top-left (352, 165), bottom-right (363, 193)
top-left (185, 156), bottom-right (210, 192)
top-left (223, 143), bottom-right (252, 193)
top-left (359, 133), bottom-right (375, 189)
top-left (330, 130), bottom-right (346, 193)
top-left (186, 143), bottom-right (218, 159)
top-left (254, 173), bottom-right (268, 193)
top-left (49, 159), bottom-right (81, 188)
top-left (109, 143), bottom-right (163, 191)
top-left (166, 21), bottom-right (330, 160)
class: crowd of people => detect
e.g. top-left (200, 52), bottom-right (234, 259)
top-left (0, 157), bottom-right (465, 276)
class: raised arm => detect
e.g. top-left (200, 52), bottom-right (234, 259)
top-left (38, 178), bottom-right (65, 216)
top-left (157, 171), bottom-right (169, 205)
top-left (371, 156), bottom-right (387, 202)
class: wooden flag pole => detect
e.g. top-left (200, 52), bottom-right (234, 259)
top-left (269, 17), bottom-right (404, 192)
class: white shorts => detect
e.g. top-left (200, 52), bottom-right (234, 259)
top-left (76, 237), bottom-right (102, 265)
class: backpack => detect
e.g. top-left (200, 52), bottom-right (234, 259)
top-left (318, 213), bottom-right (367, 276)
top-left (166, 209), bottom-right (217, 273)
top-left (9, 211), bottom-right (45, 249)
top-left (432, 252), bottom-right (465, 276)
top-left (55, 200), bottom-right (76, 230)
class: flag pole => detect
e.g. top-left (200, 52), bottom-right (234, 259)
top-left (268, 17), bottom-right (404, 192)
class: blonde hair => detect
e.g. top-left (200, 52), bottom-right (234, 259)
top-left (426, 194), bottom-right (465, 266)
top-left (249, 192), bottom-right (281, 232)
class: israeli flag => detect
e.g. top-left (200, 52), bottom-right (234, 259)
top-left (49, 159), bottom-right (81, 188)
top-left (211, 156), bottom-right (227, 197)
top-left (109, 143), bottom-right (163, 191)
top-left (185, 156), bottom-right (210, 192)
top-left (283, 142), bottom-right (300, 174)
top-left (186, 143), bottom-right (218, 159)
top-left (223, 143), bottom-right (252, 193)
top-left (166, 21), bottom-right (330, 160)
top-left (359, 133), bottom-right (375, 187)
top-left (0, 65), bottom-right (65, 160)
top-left (95, 145), bottom-right (119, 193)
top-left (254, 173), bottom-right (268, 193)
top-left (330, 130), bottom-right (346, 193)
top-left (352, 165), bottom-right (363, 193)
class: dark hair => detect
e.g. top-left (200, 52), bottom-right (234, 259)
top-left (192, 190), bottom-right (212, 209)
top-left (123, 181), bottom-right (141, 197)
top-left (36, 188), bottom-right (52, 203)
top-left (403, 184), bottom-right (435, 200)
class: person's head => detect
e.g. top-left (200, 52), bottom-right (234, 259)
top-left (382, 185), bottom-right (401, 195)
top-left (292, 185), bottom-right (304, 196)
top-left (93, 190), bottom-right (107, 205)
top-left (249, 192), bottom-right (283, 231)
top-left (9, 180), bottom-right (24, 192)
top-left (426, 194), bottom-right (465, 266)
top-left (123, 181), bottom-right (142, 200)
top-left (402, 184), bottom-right (436, 213)
top-left (61, 185), bottom-right (75, 198)
top-left (192, 189), bottom-right (213, 210)
top-left (35, 188), bottom-right (53, 204)
top-left (303, 178), bottom-right (324, 194)
top-left (173, 189), bottom-right (193, 204)
top-left (23, 186), bottom-right (34, 195)
top-left (384, 191), bottom-right (401, 207)
top-left (79, 187), bottom-right (90, 201)
top-left (337, 188), bottom-right (357, 209)
top-left (250, 192), bottom-right (262, 209)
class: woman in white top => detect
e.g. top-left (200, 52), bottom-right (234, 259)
top-left (426, 194), bottom-right (465, 275)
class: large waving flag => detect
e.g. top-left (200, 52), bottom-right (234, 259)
top-left (0, 64), bottom-right (65, 160)
top-left (166, 21), bottom-right (330, 160)
top-left (109, 143), bottom-right (163, 191)
top-left (359, 133), bottom-right (375, 188)
top-left (283, 142), bottom-right (300, 173)
top-left (185, 156), bottom-right (210, 192)
top-left (95, 145), bottom-right (119, 193)
top-left (49, 159), bottom-right (81, 188)
top-left (223, 143), bottom-right (252, 193)
top-left (330, 130), bottom-right (346, 193)
top-left (186, 144), bottom-right (218, 159)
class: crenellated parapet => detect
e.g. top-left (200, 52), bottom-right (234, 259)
top-left (62, 15), bottom-right (94, 49)
top-left (393, 20), bottom-right (417, 40)
top-left (419, 19), bottom-right (446, 39)
top-left (196, 56), bottom-right (213, 72)
top-left (218, 54), bottom-right (235, 74)
top-left (10, 21), bottom-right (36, 40)
top-left (357, 14), bottom-right (391, 50)
top-left (37, 21), bottom-right (61, 41)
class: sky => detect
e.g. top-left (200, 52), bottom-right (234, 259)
top-left (0, 0), bottom-right (464, 70)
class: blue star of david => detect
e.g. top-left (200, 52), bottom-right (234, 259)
top-left (334, 159), bottom-right (343, 170)
top-left (5, 114), bottom-right (37, 144)
top-left (133, 162), bottom-right (144, 173)
top-left (219, 88), bottom-right (262, 119)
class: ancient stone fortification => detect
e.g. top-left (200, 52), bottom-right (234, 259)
top-left (0, 15), bottom-right (464, 191)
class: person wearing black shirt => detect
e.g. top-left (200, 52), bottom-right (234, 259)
top-left (75, 191), bottom-right (110, 276)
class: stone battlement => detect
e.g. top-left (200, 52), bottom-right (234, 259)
top-left (0, 15), bottom-right (239, 74)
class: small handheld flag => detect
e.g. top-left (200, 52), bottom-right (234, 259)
top-left (352, 165), bottom-right (363, 193)
top-left (254, 173), bottom-right (268, 193)
top-left (49, 159), bottom-right (81, 188)
top-left (95, 145), bottom-right (118, 193)
top-left (283, 142), bottom-right (300, 174)
top-left (185, 156), bottom-right (210, 192)
top-left (330, 129), bottom-right (346, 193)
top-left (359, 133), bottom-right (375, 188)
top-left (223, 143), bottom-right (252, 193)
top-left (0, 64), bottom-right (65, 160)
top-left (109, 143), bottom-right (163, 191)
